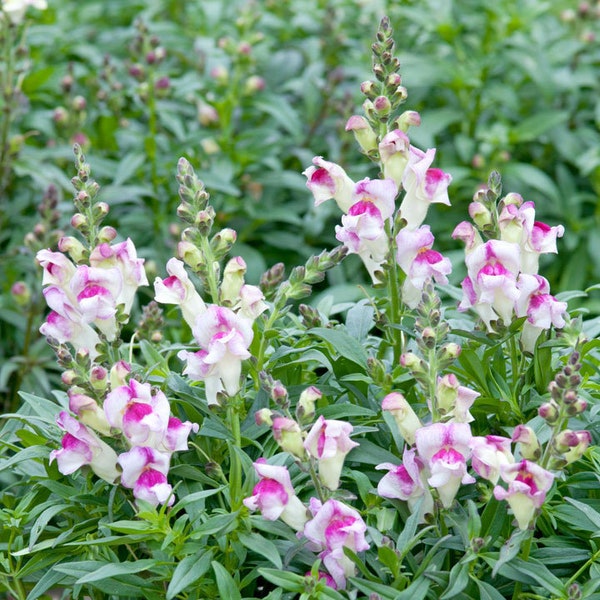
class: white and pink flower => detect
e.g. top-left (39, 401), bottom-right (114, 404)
top-left (303, 157), bottom-right (355, 212)
top-left (381, 392), bottom-right (422, 445)
top-left (154, 257), bottom-right (206, 329)
top-left (399, 146), bottom-right (451, 230)
top-left (303, 498), bottom-right (369, 589)
top-left (436, 374), bottom-right (479, 423)
top-left (515, 274), bottom-right (567, 352)
top-left (50, 411), bottom-right (119, 483)
top-left (493, 460), bottom-right (554, 530)
top-left (243, 459), bottom-right (308, 531)
top-left (415, 422), bottom-right (475, 508)
top-left (304, 416), bottom-right (359, 490)
top-left (117, 446), bottom-right (173, 506)
top-left (376, 448), bottom-right (434, 519)
top-left (395, 225), bottom-right (452, 308)
top-left (469, 435), bottom-right (514, 484)
top-left (179, 305), bottom-right (253, 405)
top-left (379, 129), bottom-right (411, 188)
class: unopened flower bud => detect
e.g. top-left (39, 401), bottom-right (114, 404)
top-left (569, 398), bottom-right (587, 415)
top-left (210, 228), bottom-right (237, 258)
top-left (296, 386), bottom-right (321, 423)
top-left (382, 392), bottom-right (422, 445)
top-left (59, 236), bottom-right (87, 263)
top-left (345, 115), bottom-right (378, 153)
top-left (272, 417), bottom-right (307, 460)
top-left (155, 76), bottom-right (171, 92)
top-left (197, 102), bottom-right (219, 126)
top-left (469, 201), bottom-right (493, 229)
top-left (502, 192), bottom-right (523, 207)
top-left (373, 95), bottom-right (392, 117)
top-left (512, 425), bottom-right (541, 460)
top-left (385, 72), bottom-right (402, 87)
top-left (109, 360), bottom-right (131, 389)
top-left (177, 241), bottom-right (203, 270)
top-left (400, 351), bottom-right (424, 372)
top-left (129, 63), bottom-right (145, 80)
top-left (539, 401), bottom-right (559, 423)
top-left (255, 408), bottom-right (274, 426)
top-left (90, 365), bottom-right (107, 389)
top-left (210, 65), bottom-right (229, 84)
top-left (72, 95), bottom-right (86, 111)
top-left (200, 137), bottom-right (220, 155)
top-left (61, 369), bottom-right (79, 386)
top-left (94, 202), bottom-right (110, 219)
top-left (420, 326), bottom-right (437, 349)
top-left (271, 380), bottom-right (288, 407)
top-left (563, 390), bottom-right (578, 404)
top-left (392, 86), bottom-right (408, 101)
top-left (70, 213), bottom-right (88, 229)
top-left (53, 106), bottom-right (69, 124)
top-left (393, 110), bottom-right (421, 132)
top-left (360, 80), bottom-right (378, 97)
top-left (98, 226), bottom-right (118, 243)
top-left (11, 281), bottom-right (31, 306)
top-left (244, 75), bottom-right (265, 94)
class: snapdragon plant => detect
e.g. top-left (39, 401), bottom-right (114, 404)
top-left (1, 15), bottom-right (599, 600)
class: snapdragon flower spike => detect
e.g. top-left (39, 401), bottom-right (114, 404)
top-left (154, 257), bottom-right (206, 329)
top-left (459, 240), bottom-right (521, 328)
top-left (335, 200), bottom-right (387, 283)
top-left (179, 305), bottom-right (253, 406)
top-left (243, 459), bottom-right (308, 531)
top-left (493, 460), bottom-right (554, 530)
top-left (304, 416), bottom-right (359, 490)
top-left (469, 435), bottom-right (514, 485)
top-left (117, 446), bottom-right (174, 506)
top-left (104, 379), bottom-right (171, 447)
top-left (376, 448), bottom-right (434, 520)
top-left (515, 274), bottom-right (567, 353)
top-left (50, 411), bottom-right (119, 483)
top-left (303, 157), bottom-right (355, 212)
top-left (415, 422), bottom-right (475, 508)
top-left (399, 146), bottom-right (451, 230)
top-left (395, 225), bottom-right (452, 308)
top-left (303, 497), bottom-right (369, 589)
top-left (89, 238), bottom-right (149, 314)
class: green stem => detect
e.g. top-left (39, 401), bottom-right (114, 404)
top-left (308, 460), bottom-right (327, 504)
top-left (200, 235), bottom-right (220, 304)
top-left (511, 531), bottom-right (533, 600)
top-left (227, 401), bottom-right (243, 510)
top-left (386, 223), bottom-right (404, 365)
top-left (566, 548), bottom-right (600, 587)
top-left (0, 20), bottom-right (17, 201)
top-left (7, 528), bottom-right (27, 600)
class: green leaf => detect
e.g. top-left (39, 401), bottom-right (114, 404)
top-left (510, 111), bottom-right (569, 142)
top-left (440, 561), bottom-right (469, 599)
top-left (309, 327), bottom-right (368, 369)
top-left (29, 503), bottom-right (70, 550)
top-left (75, 559), bottom-right (158, 583)
top-left (238, 531), bottom-right (283, 569)
top-left (166, 550), bottom-right (213, 599)
top-left (565, 497), bottom-right (600, 530)
top-left (472, 577), bottom-right (506, 600)
top-left (257, 568), bottom-right (305, 592)
top-left (190, 512), bottom-right (238, 538)
top-left (492, 528), bottom-right (530, 577)
top-left (212, 561), bottom-right (242, 600)
top-left (345, 301), bottom-right (375, 340)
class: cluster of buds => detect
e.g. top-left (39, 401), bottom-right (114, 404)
top-left (23, 184), bottom-right (64, 253)
top-left (246, 384), bottom-right (367, 589)
top-left (453, 171), bottom-right (567, 352)
top-left (52, 63), bottom-right (90, 150)
top-left (155, 158), bottom-right (267, 406)
top-left (540, 351), bottom-right (591, 468)
top-left (128, 18), bottom-right (170, 101)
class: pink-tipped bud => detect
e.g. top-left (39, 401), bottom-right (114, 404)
top-left (296, 386), bottom-right (321, 423)
top-left (538, 401), bottom-right (559, 423)
top-left (272, 417), bottom-right (307, 460)
top-left (98, 226), bottom-right (118, 243)
top-left (512, 425), bottom-right (541, 460)
top-left (345, 115), bottom-right (378, 153)
top-left (469, 201), bottom-right (493, 229)
top-left (72, 95), bottom-right (87, 111)
top-left (70, 213), bottom-right (88, 229)
top-left (255, 408), bottom-right (274, 427)
top-left (109, 360), bottom-right (131, 389)
top-left (58, 236), bottom-right (87, 263)
top-left (11, 281), bottom-right (31, 306)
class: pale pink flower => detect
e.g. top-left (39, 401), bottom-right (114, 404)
top-left (522, 220), bottom-right (564, 274)
top-left (415, 422), bottom-right (475, 508)
top-left (104, 379), bottom-right (171, 447)
top-left (345, 115), bottom-right (378, 154)
top-left (376, 448), bottom-right (434, 519)
top-left (381, 392), bottom-right (422, 445)
top-left (303, 157), bottom-right (355, 212)
top-left (238, 284), bottom-right (268, 320)
top-left (335, 200), bottom-right (387, 283)
top-left (243, 459), bottom-right (308, 530)
top-left (493, 460), bottom-right (554, 530)
top-left (50, 411), bottom-right (119, 483)
top-left (460, 240), bottom-right (521, 328)
top-left (304, 416), bottom-right (359, 490)
top-left (395, 225), bottom-right (452, 308)
top-left (159, 417), bottom-right (199, 453)
top-left (452, 221), bottom-right (482, 254)
top-left (117, 446), bottom-right (173, 506)
top-left (179, 305), bottom-right (253, 405)
top-left (303, 498), bottom-right (369, 589)
top-left (154, 258), bottom-right (206, 329)
top-left (515, 274), bottom-right (567, 352)
top-left (39, 309), bottom-right (101, 356)
top-left (399, 146), bottom-right (451, 230)
top-left (89, 238), bottom-right (148, 314)
top-left (37, 249), bottom-right (77, 287)
top-left (469, 435), bottom-right (514, 484)
top-left (352, 178), bottom-right (397, 221)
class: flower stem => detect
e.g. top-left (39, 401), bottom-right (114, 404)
top-left (227, 400), bottom-right (243, 510)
